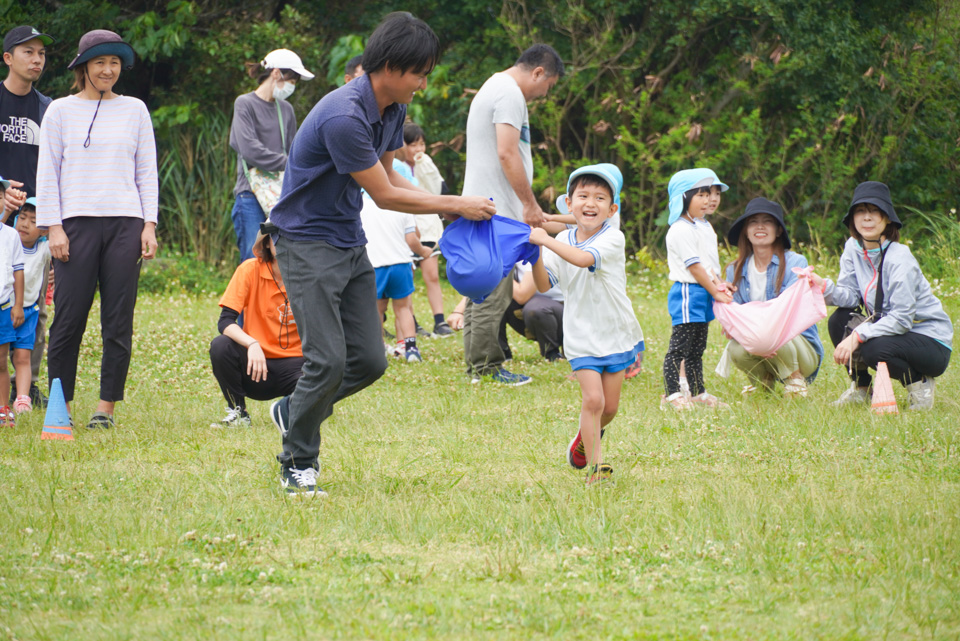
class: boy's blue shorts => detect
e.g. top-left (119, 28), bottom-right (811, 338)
top-left (570, 341), bottom-right (644, 374)
top-left (374, 263), bottom-right (415, 300)
top-left (668, 281), bottom-right (715, 325)
top-left (0, 300), bottom-right (16, 346)
top-left (12, 302), bottom-right (40, 350)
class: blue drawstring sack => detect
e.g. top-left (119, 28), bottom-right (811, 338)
top-left (439, 215), bottom-right (540, 303)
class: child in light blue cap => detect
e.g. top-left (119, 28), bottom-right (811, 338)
top-left (546, 163), bottom-right (622, 230)
top-left (662, 168), bottom-right (732, 410)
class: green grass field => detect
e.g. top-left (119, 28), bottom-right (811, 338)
top-left (2, 268), bottom-right (959, 640)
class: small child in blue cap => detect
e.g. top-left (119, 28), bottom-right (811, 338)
top-left (662, 168), bottom-right (733, 410)
top-left (529, 163), bottom-right (644, 485)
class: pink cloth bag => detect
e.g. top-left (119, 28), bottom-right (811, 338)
top-left (713, 267), bottom-right (827, 357)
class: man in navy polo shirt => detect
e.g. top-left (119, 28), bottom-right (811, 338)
top-left (268, 12), bottom-right (495, 497)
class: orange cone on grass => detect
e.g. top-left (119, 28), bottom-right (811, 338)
top-left (871, 362), bottom-right (898, 415)
top-left (40, 378), bottom-right (73, 440)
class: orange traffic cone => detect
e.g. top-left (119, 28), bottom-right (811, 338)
top-left (871, 362), bottom-right (898, 415)
top-left (40, 378), bottom-right (73, 440)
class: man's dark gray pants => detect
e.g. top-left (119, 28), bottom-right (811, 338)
top-left (275, 238), bottom-right (387, 470)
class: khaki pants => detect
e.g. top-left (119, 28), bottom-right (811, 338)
top-left (462, 274), bottom-right (514, 376)
top-left (727, 335), bottom-right (819, 384)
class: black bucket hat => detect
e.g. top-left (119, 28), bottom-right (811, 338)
top-left (727, 197), bottom-right (790, 250)
top-left (67, 30), bottom-right (135, 70)
top-left (843, 181), bottom-right (901, 228)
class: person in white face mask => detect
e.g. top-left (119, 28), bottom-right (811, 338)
top-left (228, 49), bottom-right (314, 262)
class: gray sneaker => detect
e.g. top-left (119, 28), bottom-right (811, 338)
top-left (906, 377), bottom-right (936, 410)
top-left (831, 382), bottom-right (871, 406)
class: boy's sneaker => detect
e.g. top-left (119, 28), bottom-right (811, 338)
top-left (86, 412), bottom-right (115, 429)
top-left (30, 384), bottom-right (48, 408)
top-left (567, 427), bottom-right (606, 469)
top-left (270, 397), bottom-right (290, 438)
top-left (13, 395), bottom-right (31, 414)
top-left (433, 321), bottom-right (454, 337)
top-left (831, 382), bottom-right (871, 406)
top-left (415, 318), bottom-right (432, 338)
top-left (210, 406), bottom-right (251, 428)
top-left (624, 353), bottom-right (643, 379)
top-left (0, 406), bottom-right (14, 427)
top-left (281, 466), bottom-right (327, 498)
top-left (585, 463), bottom-right (614, 486)
top-left (906, 376), bottom-right (936, 410)
top-left (405, 345), bottom-right (423, 363)
top-left (490, 368), bottom-right (532, 386)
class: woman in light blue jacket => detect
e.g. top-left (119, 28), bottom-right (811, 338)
top-left (723, 198), bottom-right (824, 397)
top-left (811, 182), bottom-right (952, 410)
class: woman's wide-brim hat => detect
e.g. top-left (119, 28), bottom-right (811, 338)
top-left (843, 181), bottom-right (901, 228)
top-left (727, 197), bottom-right (791, 250)
top-left (68, 30), bottom-right (135, 70)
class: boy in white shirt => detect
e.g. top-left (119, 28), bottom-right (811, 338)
top-left (529, 164), bottom-right (644, 485)
top-left (0, 183), bottom-right (25, 424)
top-left (11, 197), bottom-right (50, 413)
top-left (359, 167), bottom-right (433, 363)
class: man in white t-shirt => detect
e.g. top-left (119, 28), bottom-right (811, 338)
top-left (461, 44), bottom-right (564, 385)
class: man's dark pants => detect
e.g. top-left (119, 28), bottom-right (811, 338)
top-left (275, 238), bottom-right (387, 470)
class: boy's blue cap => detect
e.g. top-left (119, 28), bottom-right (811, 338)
top-left (23, 197), bottom-right (37, 208)
top-left (667, 168), bottom-right (728, 225)
top-left (0, 175), bottom-right (9, 190)
top-left (555, 163), bottom-right (622, 214)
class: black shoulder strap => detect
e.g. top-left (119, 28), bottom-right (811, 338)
top-left (874, 244), bottom-right (887, 320)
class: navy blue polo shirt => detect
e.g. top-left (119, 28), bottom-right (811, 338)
top-left (270, 74), bottom-right (406, 247)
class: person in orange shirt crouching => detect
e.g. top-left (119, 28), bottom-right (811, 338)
top-left (209, 224), bottom-right (303, 428)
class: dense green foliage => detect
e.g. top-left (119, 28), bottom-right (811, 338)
top-left (10, 0), bottom-right (960, 261)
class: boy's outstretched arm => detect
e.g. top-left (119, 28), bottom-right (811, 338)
top-left (688, 262), bottom-right (732, 303)
top-left (528, 227), bottom-right (595, 269)
top-left (531, 254), bottom-right (551, 294)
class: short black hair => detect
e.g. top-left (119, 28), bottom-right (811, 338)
top-left (362, 12), bottom-right (439, 76)
top-left (568, 174), bottom-right (612, 199)
top-left (403, 121), bottom-right (424, 144)
top-left (345, 54), bottom-right (363, 77)
top-left (682, 186), bottom-right (711, 215)
top-left (515, 43), bottom-right (565, 78)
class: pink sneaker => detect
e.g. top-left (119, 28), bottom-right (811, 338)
top-left (689, 392), bottom-right (730, 410)
top-left (660, 392), bottom-right (694, 411)
top-left (13, 395), bottom-right (31, 414)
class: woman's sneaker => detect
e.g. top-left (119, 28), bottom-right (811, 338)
top-left (13, 395), bottom-right (32, 414)
top-left (783, 377), bottom-right (809, 399)
top-left (585, 463), bottom-right (613, 486)
top-left (210, 406), bottom-right (251, 428)
top-left (906, 377), bottom-right (936, 410)
top-left (405, 345), bottom-right (423, 363)
top-left (831, 382), bottom-right (871, 406)
top-left (86, 412), bottom-right (115, 429)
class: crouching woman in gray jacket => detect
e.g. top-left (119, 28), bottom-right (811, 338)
top-left (810, 181), bottom-right (952, 410)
